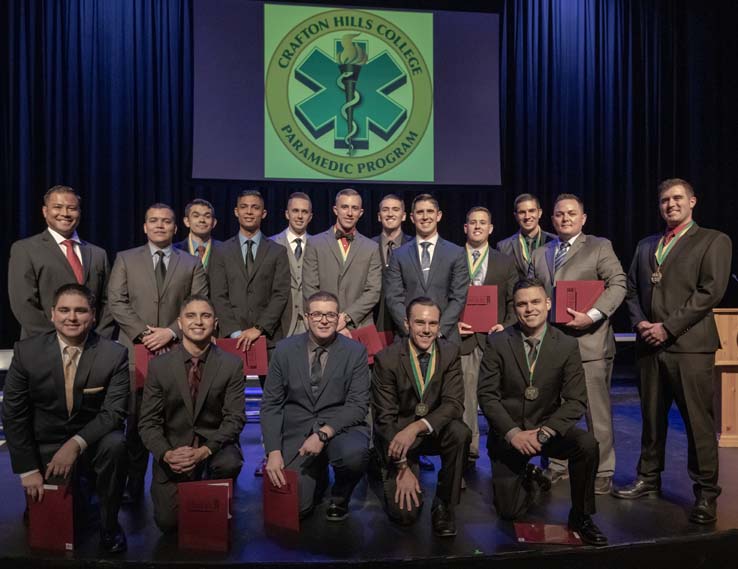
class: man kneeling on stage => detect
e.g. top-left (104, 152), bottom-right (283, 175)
top-left (139, 295), bottom-right (246, 532)
top-left (3, 284), bottom-right (130, 553)
top-left (477, 278), bottom-right (608, 546)
top-left (372, 297), bottom-right (471, 537)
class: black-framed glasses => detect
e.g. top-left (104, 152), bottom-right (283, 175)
top-left (307, 311), bottom-right (339, 323)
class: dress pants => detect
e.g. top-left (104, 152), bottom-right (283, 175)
top-left (460, 346), bottom-right (483, 456)
top-left (125, 384), bottom-right (149, 486)
top-left (489, 427), bottom-right (598, 521)
top-left (636, 351), bottom-right (719, 499)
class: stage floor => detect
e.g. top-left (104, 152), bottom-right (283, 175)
top-left (1, 378), bottom-right (737, 569)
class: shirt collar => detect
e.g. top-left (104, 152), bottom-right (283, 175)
top-left (239, 230), bottom-right (262, 247)
top-left (182, 344), bottom-right (210, 364)
top-left (48, 227), bottom-right (81, 245)
top-left (286, 227), bottom-right (306, 244)
top-left (148, 242), bottom-right (173, 257)
top-left (417, 232), bottom-right (440, 247)
top-left (308, 334), bottom-right (337, 352)
top-left (558, 232), bottom-right (582, 247)
top-left (520, 324), bottom-right (546, 343)
top-left (57, 333), bottom-right (86, 356)
top-left (665, 220), bottom-right (692, 237)
top-left (188, 234), bottom-right (210, 249)
top-left (334, 224), bottom-right (357, 237)
top-left (380, 232), bottom-right (404, 248)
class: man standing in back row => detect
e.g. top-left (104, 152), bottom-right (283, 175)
top-left (173, 198), bottom-right (220, 272)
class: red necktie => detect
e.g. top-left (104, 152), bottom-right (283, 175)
top-left (62, 240), bottom-right (84, 284)
top-left (188, 357), bottom-right (202, 403)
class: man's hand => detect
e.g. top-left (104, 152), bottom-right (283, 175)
top-left (395, 467), bottom-right (422, 511)
top-left (298, 433), bottom-right (324, 457)
top-left (458, 321), bottom-right (474, 337)
top-left (22, 472), bottom-right (45, 503)
top-left (142, 326), bottom-right (176, 351)
top-left (389, 421), bottom-right (425, 460)
top-left (337, 313), bottom-right (350, 332)
top-left (45, 439), bottom-right (81, 480)
top-left (236, 327), bottom-right (262, 352)
top-left (265, 450), bottom-right (286, 488)
top-left (510, 430), bottom-right (542, 456)
top-left (338, 327), bottom-right (353, 338)
top-left (488, 324), bottom-right (504, 334)
top-left (163, 446), bottom-right (198, 473)
top-left (642, 322), bottom-right (669, 346)
top-left (564, 308), bottom-right (594, 330)
top-left (635, 320), bottom-right (653, 336)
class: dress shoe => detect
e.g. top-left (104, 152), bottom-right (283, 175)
top-left (122, 476), bottom-right (144, 504)
top-left (100, 524), bottom-right (128, 554)
top-left (594, 476), bottom-right (613, 495)
top-left (325, 501), bottom-right (349, 522)
top-left (525, 464), bottom-right (552, 492)
top-left (542, 467), bottom-right (569, 485)
top-left (568, 513), bottom-right (608, 547)
top-left (689, 496), bottom-right (717, 525)
top-left (419, 455), bottom-right (435, 471)
top-left (612, 478), bottom-right (660, 500)
top-left (431, 502), bottom-right (457, 537)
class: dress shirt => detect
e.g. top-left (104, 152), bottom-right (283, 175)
top-left (416, 232), bottom-right (440, 266)
top-left (286, 228), bottom-right (307, 256)
top-left (468, 243), bottom-right (489, 285)
top-left (238, 230), bottom-right (263, 263)
top-left (148, 242), bottom-right (173, 270)
top-left (48, 227), bottom-right (83, 265)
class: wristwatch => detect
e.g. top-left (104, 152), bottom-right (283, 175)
top-left (315, 430), bottom-right (329, 444)
top-left (253, 324), bottom-right (265, 333)
top-left (536, 428), bottom-right (551, 445)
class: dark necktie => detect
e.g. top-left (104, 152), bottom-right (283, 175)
top-left (310, 346), bottom-right (326, 398)
top-left (525, 337), bottom-right (540, 368)
top-left (188, 357), bottom-right (202, 403)
top-left (554, 241), bottom-right (570, 273)
top-left (62, 239), bottom-right (84, 284)
top-left (420, 242), bottom-right (432, 283)
top-left (244, 239), bottom-right (254, 278)
top-left (418, 351), bottom-right (430, 380)
top-left (294, 237), bottom-right (303, 260)
top-left (386, 241), bottom-right (395, 266)
top-left (155, 250), bottom-right (167, 292)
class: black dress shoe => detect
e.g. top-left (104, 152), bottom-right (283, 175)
top-left (612, 478), bottom-right (660, 500)
top-left (568, 513), bottom-right (608, 547)
top-left (431, 502), bottom-right (457, 537)
top-left (594, 476), bottom-right (613, 495)
top-left (525, 464), bottom-right (552, 492)
top-left (419, 455), bottom-right (435, 471)
top-left (689, 496), bottom-right (717, 524)
top-left (325, 501), bottom-right (349, 522)
top-left (100, 524), bottom-right (128, 554)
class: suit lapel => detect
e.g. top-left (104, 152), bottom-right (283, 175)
top-left (407, 238), bottom-right (426, 290)
top-left (229, 236), bottom-right (249, 283)
top-left (71, 333), bottom-right (98, 414)
top-left (400, 340), bottom-right (422, 400)
top-left (507, 330), bottom-right (529, 388)
top-left (48, 334), bottom-right (69, 416)
top-left (249, 237), bottom-right (268, 283)
top-left (313, 337), bottom-right (341, 402)
top-left (512, 233), bottom-right (527, 274)
top-left (41, 231), bottom-right (77, 281)
top-left (322, 229), bottom-right (344, 267)
top-left (341, 234), bottom-right (361, 275)
top-left (194, 348), bottom-right (223, 420)
top-left (171, 348), bottom-right (195, 419)
top-left (79, 242), bottom-right (92, 283)
top-left (659, 223), bottom-right (699, 273)
top-left (426, 238), bottom-right (445, 288)
top-left (139, 246), bottom-right (159, 294)
top-left (646, 235), bottom-right (659, 273)
top-left (298, 335), bottom-right (316, 404)
top-left (562, 234), bottom-right (586, 268)
top-left (160, 248), bottom-right (181, 295)
top-left (545, 241), bottom-right (556, 283)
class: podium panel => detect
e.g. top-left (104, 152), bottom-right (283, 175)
top-left (714, 309), bottom-right (738, 448)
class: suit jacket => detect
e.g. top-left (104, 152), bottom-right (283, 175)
top-left (497, 229), bottom-right (556, 280)
top-left (270, 229), bottom-right (311, 337)
top-left (2, 331), bottom-right (129, 474)
top-left (107, 245), bottom-right (209, 352)
top-left (529, 233), bottom-right (626, 361)
top-left (477, 325), bottom-right (587, 442)
top-left (384, 236), bottom-right (470, 344)
top-left (8, 229), bottom-right (115, 339)
top-left (302, 228), bottom-right (382, 328)
top-left (209, 234), bottom-right (290, 343)
top-left (460, 247), bottom-right (519, 355)
top-left (173, 237), bottom-right (222, 273)
top-left (138, 344), bottom-right (246, 461)
top-left (261, 333), bottom-right (370, 458)
top-left (626, 223), bottom-right (732, 354)
top-left (372, 232), bottom-right (413, 333)
top-left (372, 338), bottom-right (464, 446)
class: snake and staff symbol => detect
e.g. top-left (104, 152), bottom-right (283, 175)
top-left (336, 34), bottom-right (368, 155)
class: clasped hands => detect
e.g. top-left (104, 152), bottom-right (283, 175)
top-left (636, 321), bottom-right (669, 346)
top-left (510, 429), bottom-right (542, 456)
top-left (141, 325), bottom-right (175, 353)
top-left (163, 445), bottom-right (210, 474)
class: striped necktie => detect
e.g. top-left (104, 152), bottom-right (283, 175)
top-left (554, 241), bottom-right (570, 273)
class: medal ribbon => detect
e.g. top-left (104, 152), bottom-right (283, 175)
top-left (188, 236), bottom-right (211, 267)
top-left (465, 243), bottom-right (489, 282)
top-left (518, 230), bottom-right (542, 264)
top-left (654, 221), bottom-right (694, 267)
top-left (408, 340), bottom-right (437, 396)
top-left (523, 324), bottom-right (547, 387)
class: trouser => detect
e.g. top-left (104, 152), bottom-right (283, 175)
top-left (460, 346), bottom-right (483, 456)
top-left (125, 386), bottom-right (149, 485)
top-left (489, 427), bottom-right (598, 520)
top-left (636, 351), bottom-right (719, 500)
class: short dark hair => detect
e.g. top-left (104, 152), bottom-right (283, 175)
top-left (411, 193), bottom-right (440, 212)
top-left (335, 188), bottom-right (361, 204)
top-left (513, 193), bottom-right (541, 211)
top-left (44, 185), bottom-right (81, 205)
top-left (180, 294), bottom-right (216, 315)
top-left (553, 193), bottom-right (585, 213)
top-left (513, 278), bottom-right (548, 297)
top-left (145, 203), bottom-right (176, 220)
top-left (379, 193), bottom-right (405, 212)
top-left (305, 291), bottom-right (339, 312)
top-left (658, 178), bottom-right (694, 198)
top-left (236, 189), bottom-right (265, 207)
top-left (466, 206), bottom-right (492, 223)
top-left (53, 283), bottom-right (96, 309)
top-left (184, 198), bottom-right (215, 217)
top-left (287, 192), bottom-right (312, 209)
top-left (405, 296), bottom-right (441, 320)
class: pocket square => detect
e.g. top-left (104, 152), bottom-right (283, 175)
top-left (82, 386), bottom-right (105, 394)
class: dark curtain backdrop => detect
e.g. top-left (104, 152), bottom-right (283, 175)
top-left (2, 0), bottom-right (737, 346)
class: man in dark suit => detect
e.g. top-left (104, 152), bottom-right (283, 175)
top-left (138, 295), bottom-right (246, 531)
top-left (529, 194), bottom-right (626, 493)
top-left (458, 207), bottom-right (517, 460)
top-left (478, 278), bottom-right (607, 546)
top-left (372, 297), bottom-right (470, 537)
top-left (384, 194), bottom-right (469, 344)
top-left (262, 291), bottom-right (370, 521)
top-left (614, 179), bottom-right (732, 524)
top-left (173, 198), bottom-right (220, 272)
top-left (496, 193), bottom-right (556, 279)
top-left (210, 189), bottom-right (290, 351)
top-left (303, 188), bottom-right (382, 334)
top-left (8, 185), bottom-right (114, 339)
top-left (3, 284), bottom-right (130, 552)
top-left (108, 202), bottom-right (209, 500)
top-left (372, 194), bottom-right (412, 334)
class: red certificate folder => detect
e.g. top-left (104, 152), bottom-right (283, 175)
top-left (217, 337), bottom-right (268, 375)
top-left (27, 484), bottom-right (74, 551)
top-left (377, 330), bottom-right (395, 349)
top-left (134, 345), bottom-right (156, 390)
top-left (178, 479), bottom-right (233, 552)
top-left (514, 522), bottom-right (583, 545)
top-left (460, 285), bottom-right (498, 332)
top-left (554, 280), bottom-right (605, 323)
top-left (263, 469), bottom-right (299, 533)
top-left (351, 324), bottom-right (384, 364)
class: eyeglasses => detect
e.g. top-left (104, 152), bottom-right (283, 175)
top-left (308, 311), bottom-right (339, 323)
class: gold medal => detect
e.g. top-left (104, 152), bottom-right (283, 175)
top-left (650, 270), bottom-right (662, 285)
top-left (415, 403), bottom-right (429, 417)
top-left (524, 386), bottom-right (539, 401)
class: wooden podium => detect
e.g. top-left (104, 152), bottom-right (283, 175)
top-left (714, 308), bottom-right (738, 447)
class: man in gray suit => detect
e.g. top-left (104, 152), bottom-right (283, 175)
top-left (262, 291), bottom-right (370, 521)
top-left (303, 188), bottom-right (382, 335)
top-left (270, 192), bottom-right (313, 337)
top-left (108, 203), bottom-right (209, 500)
top-left (496, 193), bottom-right (556, 279)
top-left (384, 194), bottom-right (469, 344)
top-left (173, 198), bottom-right (220, 272)
top-left (529, 194), bottom-right (626, 494)
top-left (9, 185), bottom-right (114, 339)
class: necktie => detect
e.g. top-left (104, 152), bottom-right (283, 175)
top-left (155, 250), bottom-right (167, 292)
top-left (294, 238), bottom-right (303, 260)
top-left (418, 352), bottom-right (430, 384)
top-left (420, 242), bottom-right (432, 283)
top-left (472, 249), bottom-right (481, 263)
top-left (554, 241), bottom-right (570, 273)
top-left (310, 346), bottom-right (326, 398)
top-left (386, 241), bottom-right (395, 266)
top-left (663, 230), bottom-right (676, 246)
top-left (196, 244), bottom-right (206, 264)
top-left (471, 249), bottom-right (483, 285)
top-left (244, 239), bottom-right (254, 278)
top-left (525, 337), bottom-right (540, 367)
top-left (62, 240), bottom-right (84, 284)
top-left (188, 357), bottom-right (202, 403)
top-left (64, 345), bottom-right (80, 416)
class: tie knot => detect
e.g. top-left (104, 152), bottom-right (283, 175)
top-left (294, 237), bottom-right (302, 245)
top-left (190, 356), bottom-right (200, 367)
top-left (155, 250), bottom-right (165, 259)
top-left (525, 337), bottom-right (540, 350)
top-left (62, 239), bottom-right (75, 248)
top-left (421, 242), bottom-right (432, 251)
top-left (196, 245), bottom-right (206, 255)
top-left (245, 239), bottom-right (253, 247)
top-left (418, 351), bottom-right (430, 363)
top-left (559, 241), bottom-right (570, 252)
top-left (472, 249), bottom-right (481, 261)
top-left (64, 345), bottom-right (80, 358)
